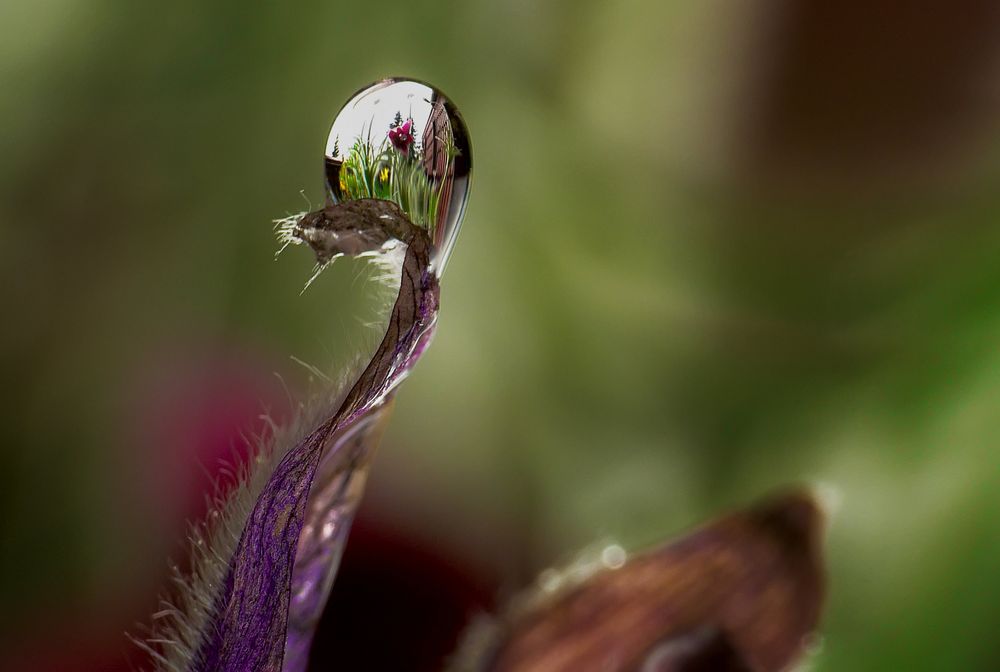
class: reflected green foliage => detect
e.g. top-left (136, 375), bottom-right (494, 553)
top-left (1, 1), bottom-right (1000, 670)
top-left (338, 131), bottom-right (453, 233)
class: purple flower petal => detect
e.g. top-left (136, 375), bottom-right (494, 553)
top-left (194, 200), bottom-right (438, 671)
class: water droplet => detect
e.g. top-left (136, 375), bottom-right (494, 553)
top-left (600, 543), bottom-right (627, 569)
top-left (324, 78), bottom-right (472, 276)
top-left (538, 568), bottom-right (562, 593)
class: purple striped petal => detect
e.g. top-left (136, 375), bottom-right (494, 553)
top-left (194, 200), bottom-right (438, 671)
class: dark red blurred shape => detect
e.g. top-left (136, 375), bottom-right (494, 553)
top-left (308, 515), bottom-right (496, 672)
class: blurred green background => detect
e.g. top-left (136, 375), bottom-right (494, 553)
top-left (3, 1), bottom-right (1000, 670)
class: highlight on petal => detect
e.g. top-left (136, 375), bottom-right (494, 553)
top-left (453, 488), bottom-right (827, 672)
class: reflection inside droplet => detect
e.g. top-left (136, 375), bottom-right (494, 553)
top-left (324, 78), bottom-right (472, 276)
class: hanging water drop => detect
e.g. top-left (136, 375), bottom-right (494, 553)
top-left (324, 78), bottom-right (472, 276)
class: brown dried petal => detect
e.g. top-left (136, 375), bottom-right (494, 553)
top-left (482, 489), bottom-right (826, 672)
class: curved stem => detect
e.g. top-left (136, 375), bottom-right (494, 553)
top-left (194, 200), bottom-right (439, 671)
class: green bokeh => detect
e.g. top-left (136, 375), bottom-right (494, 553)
top-left (2, 1), bottom-right (1000, 669)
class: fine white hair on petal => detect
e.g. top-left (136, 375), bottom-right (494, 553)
top-left (277, 210), bottom-right (407, 295)
top-left (368, 240), bottom-right (406, 287)
top-left (135, 363), bottom-right (366, 671)
top-left (273, 212), bottom-right (308, 259)
top-left (135, 217), bottom-right (409, 670)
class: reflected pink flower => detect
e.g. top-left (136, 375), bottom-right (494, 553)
top-left (389, 118), bottom-right (414, 152)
